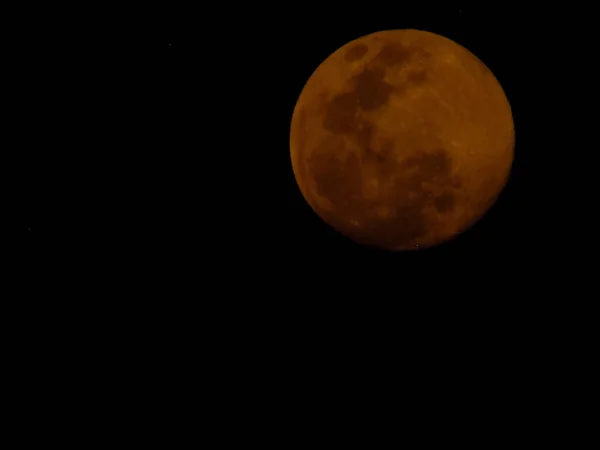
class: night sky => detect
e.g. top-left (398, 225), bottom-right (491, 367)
top-left (11, 10), bottom-right (595, 428)
top-left (18, 9), bottom-right (590, 299)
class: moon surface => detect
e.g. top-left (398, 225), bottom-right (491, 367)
top-left (290, 29), bottom-right (515, 251)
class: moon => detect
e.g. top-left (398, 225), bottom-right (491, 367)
top-left (290, 29), bottom-right (514, 251)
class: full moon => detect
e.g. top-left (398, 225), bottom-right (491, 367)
top-left (290, 29), bottom-right (514, 250)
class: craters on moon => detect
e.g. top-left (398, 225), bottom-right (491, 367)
top-left (308, 139), bottom-right (363, 209)
top-left (352, 68), bottom-right (394, 111)
top-left (344, 43), bottom-right (368, 62)
top-left (398, 149), bottom-right (458, 215)
top-left (293, 31), bottom-right (514, 250)
top-left (322, 93), bottom-right (358, 134)
top-left (306, 39), bottom-right (462, 249)
top-left (406, 69), bottom-right (428, 84)
top-left (375, 43), bottom-right (413, 66)
top-left (307, 143), bottom-right (462, 249)
top-left (322, 41), bottom-right (431, 136)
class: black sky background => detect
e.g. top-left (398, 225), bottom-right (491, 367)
top-left (19, 7), bottom-right (594, 302)
top-left (10, 8), bottom-right (598, 436)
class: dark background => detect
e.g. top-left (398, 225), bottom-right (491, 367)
top-left (19, 8), bottom-right (589, 297)
top-left (11, 7), bottom-right (596, 436)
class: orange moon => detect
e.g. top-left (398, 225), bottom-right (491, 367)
top-left (290, 29), bottom-right (514, 251)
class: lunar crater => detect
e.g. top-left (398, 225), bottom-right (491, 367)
top-left (406, 69), bottom-right (428, 84)
top-left (307, 138), bottom-right (461, 248)
top-left (322, 92), bottom-right (359, 134)
top-left (375, 43), bottom-right (413, 66)
top-left (344, 43), bottom-right (369, 62)
top-left (322, 42), bottom-right (437, 136)
top-left (352, 68), bottom-right (394, 111)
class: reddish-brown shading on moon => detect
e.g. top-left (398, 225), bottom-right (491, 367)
top-left (290, 29), bottom-right (514, 250)
top-left (344, 44), bottom-right (369, 62)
